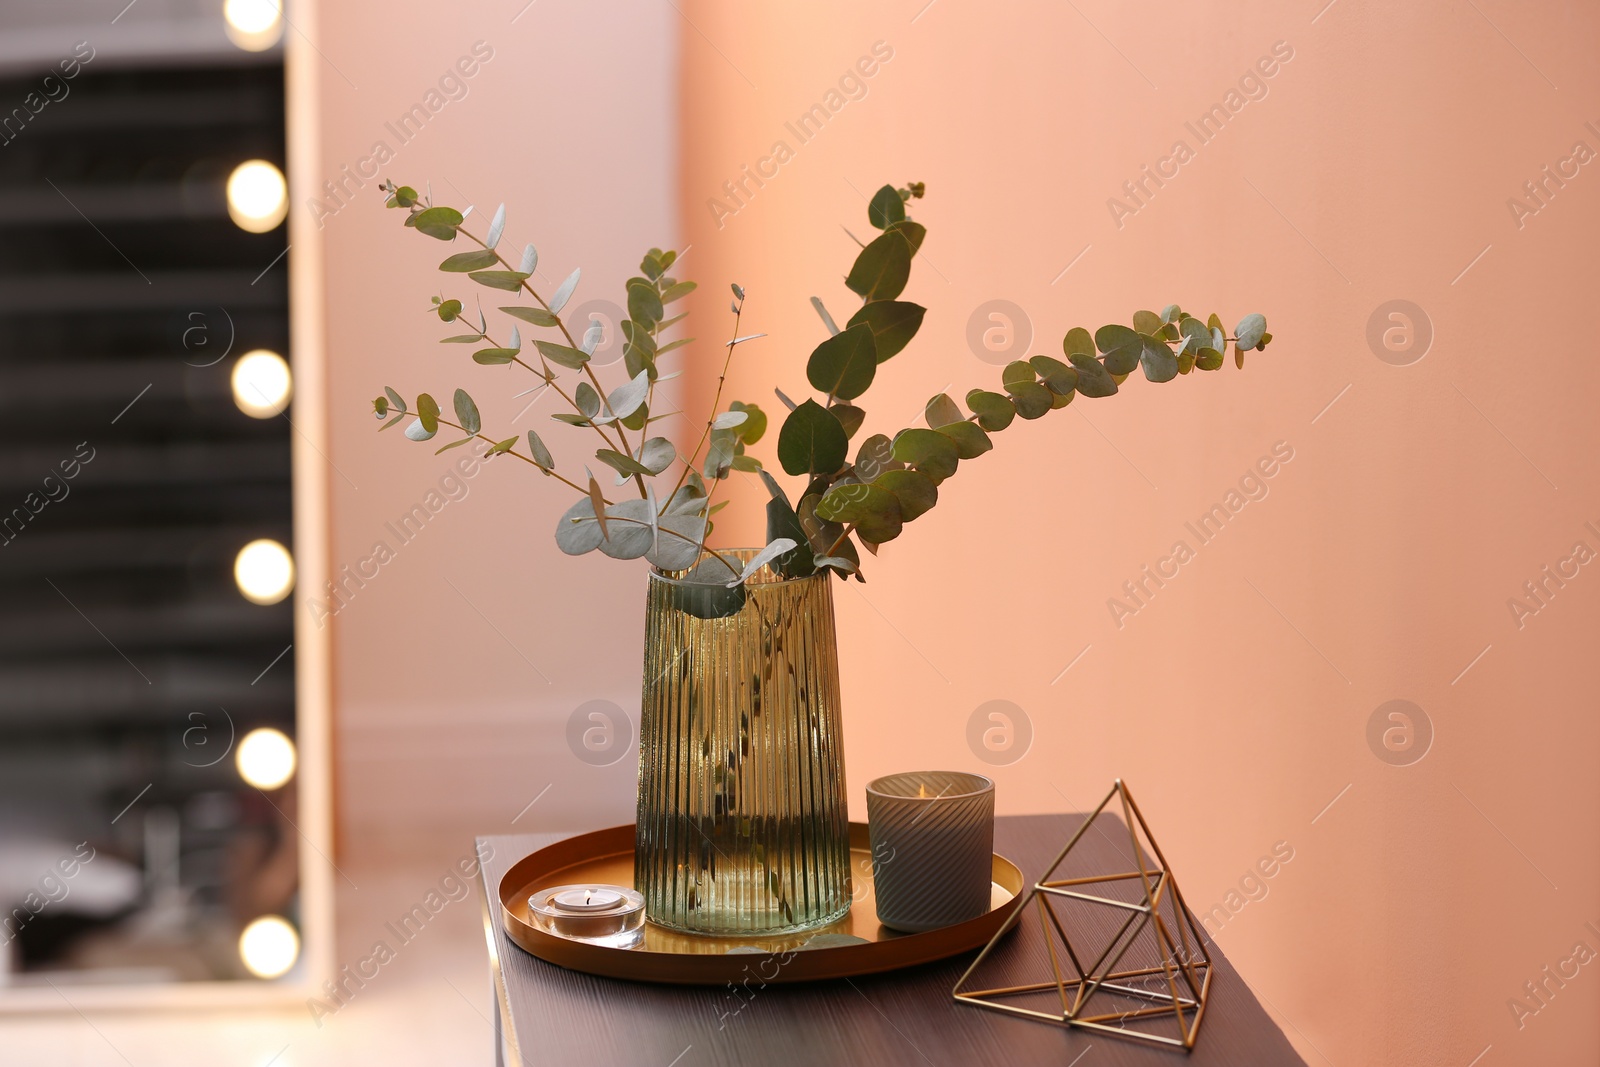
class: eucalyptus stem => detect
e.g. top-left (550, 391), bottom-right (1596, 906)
top-left (669, 295), bottom-right (745, 501)
top-left (430, 415), bottom-right (596, 498)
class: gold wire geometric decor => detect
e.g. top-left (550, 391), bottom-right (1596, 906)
top-left (953, 779), bottom-right (1213, 1052)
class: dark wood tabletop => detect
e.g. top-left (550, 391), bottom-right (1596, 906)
top-left (476, 813), bottom-right (1307, 1067)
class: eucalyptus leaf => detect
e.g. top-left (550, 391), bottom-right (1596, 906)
top-left (550, 268), bottom-right (581, 314)
top-left (575, 382), bottom-right (601, 418)
top-left (605, 370), bottom-right (651, 420)
top-left (413, 206), bottom-right (463, 240)
top-left (845, 300), bottom-right (925, 362)
top-left (638, 436), bottom-right (676, 474)
top-left (526, 430), bottom-right (555, 469)
top-left (535, 339), bottom-right (590, 369)
top-left (581, 318), bottom-right (604, 355)
top-left (555, 496), bottom-right (605, 555)
top-left (777, 399), bottom-right (849, 477)
top-left (383, 386), bottom-right (406, 413)
top-left (810, 296), bottom-right (841, 336)
top-left (1236, 313), bottom-right (1267, 351)
top-left (1140, 336), bottom-right (1179, 383)
top-left (1063, 326), bottom-right (1095, 359)
top-left (1195, 347), bottom-right (1225, 371)
top-left (519, 243), bottom-right (538, 273)
top-left (473, 348), bottom-right (519, 365)
top-left (867, 184), bottom-right (905, 229)
top-left (844, 230), bottom-right (912, 302)
top-left (661, 280), bottom-right (697, 304)
top-left (595, 448), bottom-right (653, 477)
top-left (705, 433), bottom-right (736, 479)
top-left (729, 538), bottom-right (801, 586)
top-left (440, 250), bottom-right (500, 272)
top-left (891, 427), bottom-right (959, 484)
top-left (486, 203), bottom-right (506, 249)
top-left (671, 555), bottom-right (748, 619)
top-left (765, 489), bottom-right (815, 579)
top-left (1069, 354), bottom-right (1119, 397)
top-left (854, 433), bottom-right (901, 481)
top-left (729, 401), bottom-right (767, 444)
top-left (924, 393), bottom-right (963, 429)
top-left (1001, 360), bottom-right (1036, 389)
top-left (1095, 324), bottom-right (1143, 375)
top-left (1030, 355), bottom-right (1078, 395)
top-left (874, 468), bottom-right (937, 521)
top-left (453, 388), bottom-right (481, 434)
top-left (806, 323), bottom-right (878, 400)
top-left (965, 389), bottom-right (1016, 431)
top-left (417, 393), bottom-right (440, 433)
top-left (831, 403), bottom-right (866, 439)
top-left (1132, 309), bottom-right (1163, 336)
top-left (935, 420), bottom-right (992, 459)
top-left (885, 220), bottom-right (925, 257)
top-left (815, 483), bottom-right (903, 544)
top-left (501, 305), bottom-right (560, 328)
top-left (469, 270), bottom-right (530, 292)
top-left (404, 419), bottom-right (437, 442)
top-left (597, 498), bottom-right (655, 560)
top-left (628, 280), bottom-right (664, 325)
top-left (712, 410), bottom-right (749, 430)
top-left (1007, 380), bottom-right (1053, 419)
top-left (649, 511), bottom-right (707, 571)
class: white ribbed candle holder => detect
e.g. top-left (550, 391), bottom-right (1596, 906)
top-left (866, 771), bottom-right (995, 933)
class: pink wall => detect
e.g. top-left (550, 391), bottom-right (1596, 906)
top-left (312, 1), bottom-right (1599, 1064)
top-left (673, 2), bottom-right (1599, 1065)
top-left (309, 0), bottom-right (678, 849)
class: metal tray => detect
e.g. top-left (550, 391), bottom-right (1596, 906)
top-left (498, 823), bottom-right (1023, 984)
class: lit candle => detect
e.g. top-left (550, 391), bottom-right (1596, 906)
top-left (866, 771), bottom-right (995, 933)
top-left (529, 884), bottom-right (645, 947)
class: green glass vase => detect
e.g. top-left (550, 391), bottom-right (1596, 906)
top-left (635, 549), bottom-right (851, 936)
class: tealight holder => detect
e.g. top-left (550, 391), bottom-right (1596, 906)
top-left (528, 884), bottom-right (646, 948)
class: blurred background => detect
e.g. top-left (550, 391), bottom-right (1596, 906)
top-left (1, 0), bottom-right (1597, 1065)
top-left (0, 0), bottom-right (304, 996)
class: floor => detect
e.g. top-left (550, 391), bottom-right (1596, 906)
top-left (0, 833), bottom-right (496, 1067)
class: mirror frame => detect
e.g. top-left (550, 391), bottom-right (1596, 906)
top-left (0, 12), bottom-right (334, 1012)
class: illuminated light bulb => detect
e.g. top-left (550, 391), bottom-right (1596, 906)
top-left (223, 0), bottom-right (284, 52)
top-left (237, 727), bottom-right (297, 789)
top-left (231, 349), bottom-right (292, 417)
top-left (234, 538), bottom-right (294, 605)
top-left (239, 915), bottom-right (299, 978)
top-left (226, 160), bottom-right (287, 233)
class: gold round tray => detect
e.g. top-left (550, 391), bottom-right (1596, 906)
top-left (499, 823), bottom-right (1024, 984)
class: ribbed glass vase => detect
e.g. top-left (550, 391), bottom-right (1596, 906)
top-left (636, 549), bottom-right (851, 936)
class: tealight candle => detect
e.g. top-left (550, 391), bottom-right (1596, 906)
top-left (867, 771), bottom-right (995, 933)
top-left (529, 884), bottom-right (645, 948)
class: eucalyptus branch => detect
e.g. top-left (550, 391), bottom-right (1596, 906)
top-left (455, 225), bottom-right (642, 470)
top-left (428, 415), bottom-right (596, 498)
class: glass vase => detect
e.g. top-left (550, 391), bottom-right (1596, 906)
top-left (635, 549), bottom-right (851, 936)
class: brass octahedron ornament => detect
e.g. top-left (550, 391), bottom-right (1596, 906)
top-left (954, 779), bottom-right (1213, 1052)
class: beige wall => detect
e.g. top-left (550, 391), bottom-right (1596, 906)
top-left (314, 1), bottom-right (1599, 1064)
